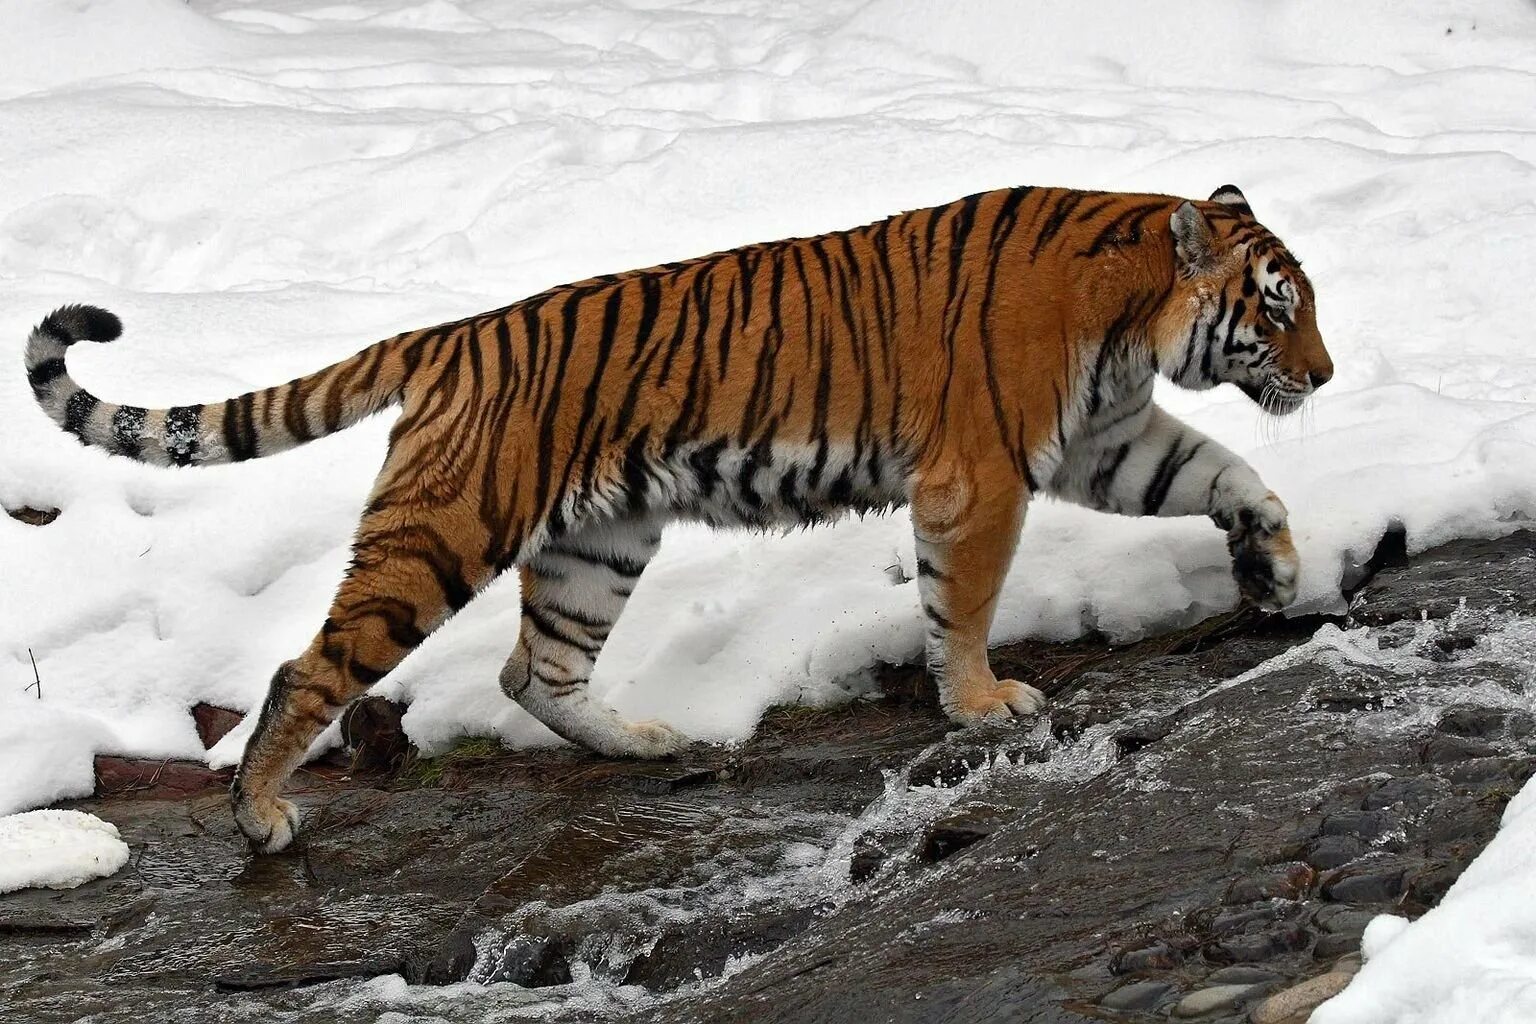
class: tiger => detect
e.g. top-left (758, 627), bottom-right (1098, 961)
top-left (24, 183), bottom-right (1332, 853)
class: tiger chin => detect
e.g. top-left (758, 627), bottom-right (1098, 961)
top-left (25, 183), bottom-right (1331, 853)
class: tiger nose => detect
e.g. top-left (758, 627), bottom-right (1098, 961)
top-left (1308, 365), bottom-right (1333, 389)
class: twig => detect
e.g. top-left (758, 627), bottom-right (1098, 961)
top-left (25, 648), bottom-right (41, 699)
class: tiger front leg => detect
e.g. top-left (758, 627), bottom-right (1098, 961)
top-left (1056, 404), bottom-right (1299, 611)
top-left (911, 459), bottom-right (1043, 725)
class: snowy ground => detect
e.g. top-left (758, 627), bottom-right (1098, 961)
top-left (0, 808), bottom-right (129, 895)
top-left (2, 1), bottom-right (1536, 1004)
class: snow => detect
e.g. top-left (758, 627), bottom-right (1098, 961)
top-left (1314, 770), bottom-right (1536, 1023)
top-left (0, 0), bottom-right (1533, 918)
top-left (0, 809), bottom-right (130, 894)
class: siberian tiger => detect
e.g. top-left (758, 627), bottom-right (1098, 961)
top-left (25, 184), bottom-right (1331, 852)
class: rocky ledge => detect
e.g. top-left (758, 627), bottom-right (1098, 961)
top-left (1, 530), bottom-right (1532, 1024)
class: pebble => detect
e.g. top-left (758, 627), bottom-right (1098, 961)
top-left (1249, 971), bottom-right (1352, 1024)
top-left (1323, 865), bottom-right (1407, 903)
top-left (1313, 932), bottom-right (1362, 958)
top-left (1206, 966), bottom-right (1283, 986)
top-left (1173, 983), bottom-right (1256, 1017)
top-left (1316, 908), bottom-right (1376, 935)
top-left (1101, 980), bottom-right (1175, 1011)
top-left (1114, 942), bottom-right (1180, 973)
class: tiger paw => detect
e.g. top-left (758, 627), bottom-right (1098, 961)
top-left (617, 718), bottom-right (692, 759)
top-left (232, 792), bottom-right (302, 854)
top-left (1225, 494), bottom-right (1299, 611)
top-left (944, 679), bottom-right (1047, 726)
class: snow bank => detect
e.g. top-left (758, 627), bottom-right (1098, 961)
top-left (1314, 777), bottom-right (1536, 1024)
top-left (0, 809), bottom-right (130, 894)
top-left (3, 0), bottom-right (1536, 815)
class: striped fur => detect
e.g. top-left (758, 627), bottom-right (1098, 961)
top-left (24, 183), bottom-right (1331, 852)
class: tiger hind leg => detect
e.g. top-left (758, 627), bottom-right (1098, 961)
top-left (500, 515), bottom-right (690, 758)
top-left (232, 492), bottom-right (499, 853)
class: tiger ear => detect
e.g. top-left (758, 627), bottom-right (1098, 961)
top-left (1209, 184), bottom-right (1252, 214)
top-left (1171, 201), bottom-right (1218, 273)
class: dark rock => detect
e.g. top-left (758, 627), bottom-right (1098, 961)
top-left (5, 505), bottom-right (60, 526)
top-left (1210, 905), bottom-right (1282, 936)
top-left (1321, 809), bottom-right (1399, 841)
top-left (850, 833), bottom-right (898, 884)
top-left (627, 767), bottom-right (718, 795)
top-left (191, 703), bottom-right (243, 749)
top-left (907, 745), bottom-right (992, 788)
top-left (1420, 735), bottom-right (1499, 764)
top-left (1313, 932), bottom-right (1362, 958)
top-left (1351, 531), bottom-right (1536, 624)
top-left (1363, 775), bottom-right (1448, 814)
top-left (1305, 835), bottom-right (1364, 870)
top-left (1322, 864), bottom-right (1408, 904)
top-left (213, 958), bottom-right (405, 993)
top-left (918, 806), bottom-right (1008, 863)
top-left (1206, 966), bottom-right (1284, 986)
top-left (1112, 941), bottom-right (1180, 974)
top-left (1436, 706), bottom-right (1531, 740)
top-left (487, 934), bottom-right (570, 987)
top-left (1101, 979), bottom-right (1176, 1011)
top-left (1206, 925), bottom-right (1307, 963)
top-left (1404, 863), bottom-right (1463, 908)
top-left (339, 696), bottom-right (412, 773)
top-left (1314, 907), bottom-right (1375, 935)
top-left (1225, 862), bottom-right (1316, 904)
top-left (93, 755), bottom-right (230, 798)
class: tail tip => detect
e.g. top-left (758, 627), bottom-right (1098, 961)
top-left (39, 304), bottom-right (122, 346)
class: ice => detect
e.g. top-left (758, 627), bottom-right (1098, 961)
top-left (0, 808), bottom-right (130, 894)
top-left (2, 6), bottom-right (1536, 995)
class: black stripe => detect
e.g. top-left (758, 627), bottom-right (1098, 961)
top-left (110, 405), bottom-right (147, 459)
top-left (27, 357), bottom-right (66, 395)
top-left (63, 390), bottom-right (98, 439)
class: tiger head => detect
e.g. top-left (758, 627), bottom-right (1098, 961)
top-left (1157, 185), bottom-right (1333, 415)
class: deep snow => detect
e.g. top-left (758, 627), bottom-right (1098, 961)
top-left (1, 0), bottom-right (1535, 1012)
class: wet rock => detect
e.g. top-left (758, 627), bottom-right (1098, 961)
top-left (1210, 905), bottom-right (1281, 936)
top-left (1321, 809), bottom-right (1399, 842)
top-left (1364, 774), bottom-right (1449, 814)
top-left (1350, 531), bottom-right (1536, 624)
top-left (213, 958), bottom-right (405, 993)
top-left (1437, 705), bottom-right (1534, 740)
top-left (93, 755), bottom-right (229, 798)
top-left (917, 806), bottom-right (1008, 863)
top-left (1250, 971), bottom-right (1352, 1024)
top-left (907, 744), bottom-right (992, 788)
top-left (1206, 966), bottom-right (1283, 986)
top-left (1314, 907), bottom-right (1376, 935)
top-left (1173, 983), bottom-right (1256, 1017)
top-left (1404, 862), bottom-right (1462, 908)
top-left (1224, 862), bottom-right (1315, 904)
top-left (850, 833), bottom-right (900, 884)
top-left (1313, 931), bottom-right (1361, 958)
top-left (1112, 941), bottom-right (1180, 974)
top-left (1305, 835), bottom-right (1364, 870)
top-left (191, 702), bottom-right (243, 749)
top-left (627, 767), bottom-right (718, 795)
top-left (1101, 979), bottom-right (1176, 1011)
top-left (487, 934), bottom-right (570, 987)
top-left (1322, 863), bottom-right (1408, 904)
top-left (0, 913), bottom-right (96, 938)
top-left (1206, 924), bottom-right (1307, 963)
top-left (1420, 735), bottom-right (1498, 764)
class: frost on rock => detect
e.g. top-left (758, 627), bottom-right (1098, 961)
top-left (0, 809), bottom-right (130, 894)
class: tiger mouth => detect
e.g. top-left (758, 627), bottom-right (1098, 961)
top-left (1237, 379), bottom-right (1307, 416)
